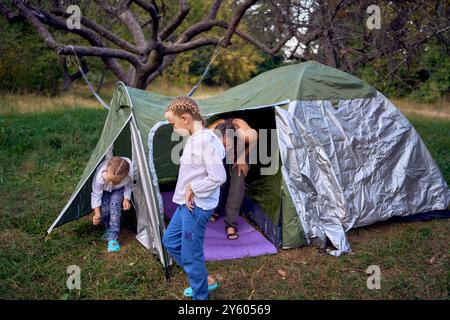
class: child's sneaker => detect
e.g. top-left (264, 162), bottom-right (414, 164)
top-left (107, 240), bottom-right (120, 253)
top-left (184, 282), bottom-right (218, 297)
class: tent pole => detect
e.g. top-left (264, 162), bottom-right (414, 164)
top-left (164, 266), bottom-right (171, 281)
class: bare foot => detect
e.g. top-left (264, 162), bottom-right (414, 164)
top-left (226, 226), bottom-right (239, 240)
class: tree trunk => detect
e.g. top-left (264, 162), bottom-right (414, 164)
top-left (60, 57), bottom-right (89, 94)
top-left (96, 70), bottom-right (106, 95)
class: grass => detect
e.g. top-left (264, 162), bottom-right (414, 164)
top-left (0, 80), bottom-right (228, 116)
top-left (391, 97), bottom-right (450, 120)
top-left (0, 89), bottom-right (449, 300)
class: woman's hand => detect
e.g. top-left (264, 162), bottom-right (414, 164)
top-left (233, 163), bottom-right (249, 177)
top-left (123, 198), bottom-right (131, 211)
top-left (185, 183), bottom-right (194, 211)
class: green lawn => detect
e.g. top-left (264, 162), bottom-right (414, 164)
top-left (0, 106), bottom-right (449, 300)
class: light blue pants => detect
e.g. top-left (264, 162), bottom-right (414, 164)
top-left (162, 203), bottom-right (213, 300)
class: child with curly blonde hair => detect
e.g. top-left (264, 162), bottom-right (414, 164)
top-left (162, 96), bottom-right (226, 300)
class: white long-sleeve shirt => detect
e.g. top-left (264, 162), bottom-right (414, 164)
top-left (91, 157), bottom-right (133, 209)
top-left (173, 129), bottom-right (226, 210)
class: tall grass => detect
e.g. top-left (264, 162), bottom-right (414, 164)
top-left (391, 97), bottom-right (450, 120)
top-left (0, 81), bottom-right (228, 116)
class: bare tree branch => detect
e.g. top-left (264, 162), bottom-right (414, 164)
top-left (60, 56), bottom-right (89, 93)
top-left (2, 0), bottom-right (294, 89)
top-left (132, 0), bottom-right (160, 42)
top-left (221, 0), bottom-right (259, 47)
top-left (50, 8), bottom-right (141, 54)
top-left (214, 20), bottom-right (294, 55)
top-left (159, 0), bottom-right (189, 41)
top-left (11, 0), bottom-right (129, 80)
top-left (146, 54), bottom-right (177, 86)
top-left (94, 0), bottom-right (146, 49)
top-left (164, 37), bottom-right (221, 54)
top-left (205, 0), bottom-right (224, 20)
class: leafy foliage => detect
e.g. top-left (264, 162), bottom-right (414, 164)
top-left (357, 41), bottom-right (450, 102)
top-left (0, 19), bottom-right (62, 94)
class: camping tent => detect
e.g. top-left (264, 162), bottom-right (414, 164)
top-left (48, 61), bottom-right (450, 275)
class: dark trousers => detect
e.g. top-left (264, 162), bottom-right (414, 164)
top-left (217, 164), bottom-right (247, 230)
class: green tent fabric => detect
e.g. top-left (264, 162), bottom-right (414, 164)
top-left (49, 60), bottom-right (373, 258)
top-left (48, 60), bottom-right (449, 270)
top-left (134, 60), bottom-right (376, 180)
top-left (48, 85), bottom-right (132, 230)
top-left (42, 60), bottom-right (386, 253)
top-left (128, 60), bottom-right (376, 142)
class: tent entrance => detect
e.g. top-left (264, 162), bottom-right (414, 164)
top-left (150, 104), bottom-right (309, 254)
top-left (47, 114), bottom-right (133, 233)
top-left (152, 106), bottom-right (286, 260)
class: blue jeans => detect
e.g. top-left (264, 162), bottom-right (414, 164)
top-left (100, 187), bottom-right (124, 241)
top-left (162, 203), bottom-right (213, 300)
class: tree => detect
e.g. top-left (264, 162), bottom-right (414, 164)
top-left (158, 0), bottom-right (275, 88)
top-left (264, 0), bottom-right (449, 74)
top-left (1, 1), bottom-right (448, 93)
top-left (0, 0), bottom-right (293, 89)
top-left (0, 18), bottom-right (63, 94)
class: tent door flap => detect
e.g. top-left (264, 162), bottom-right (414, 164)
top-left (274, 106), bottom-right (351, 256)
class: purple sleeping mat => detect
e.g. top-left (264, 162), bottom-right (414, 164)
top-left (161, 191), bottom-right (277, 261)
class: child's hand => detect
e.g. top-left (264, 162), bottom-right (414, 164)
top-left (92, 208), bottom-right (101, 225)
top-left (123, 198), bottom-right (131, 211)
top-left (185, 184), bottom-right (194, 211)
